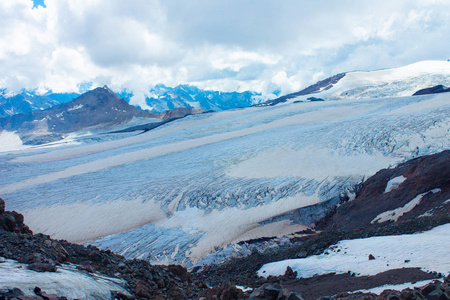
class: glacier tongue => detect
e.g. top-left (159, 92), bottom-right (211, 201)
top-left (0, 92), bottom-right (449, 265)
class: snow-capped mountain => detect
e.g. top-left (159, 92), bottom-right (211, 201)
top-left (0, 90), bottom-right (81, 119)
top-left (259, 60), bottom-right (450, 106)
top-left (143, 84), bottom-right (260, 112)
top-left (0, 84), bottom-right (260, 120)
top-left (0, 86), bottom-right (162, 145)
top-left (0, 93), bottom-right (59, 118)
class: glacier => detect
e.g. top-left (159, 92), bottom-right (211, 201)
top-left (0, 89), bottom-right (449, 266)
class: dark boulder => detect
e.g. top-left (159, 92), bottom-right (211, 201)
top-left (28, 262), bottom-right (57, 272)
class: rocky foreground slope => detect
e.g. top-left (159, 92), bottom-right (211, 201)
top-left (1, 150), bottom-right (449, 299)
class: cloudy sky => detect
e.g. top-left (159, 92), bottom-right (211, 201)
top-left (1, 0), bottom-right (449, 106)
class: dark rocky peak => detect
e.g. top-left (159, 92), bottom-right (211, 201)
top-left (64, 85), bottom-right (124, 108)
top-left (412, 84), bottom-right (450, 96)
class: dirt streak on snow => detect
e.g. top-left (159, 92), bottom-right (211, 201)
top-left (11, 109), bottom-right (249, 163)
top-left (0, 105), bottom-right (368, 194)
top-left (258, 223), bottom-right (450, 278)
top-left (23, 198), bottom-right (166, 243)
top-left (227, 147), bottom-right (397, 180)
top-left (159, 191), bottom-right (319, 262)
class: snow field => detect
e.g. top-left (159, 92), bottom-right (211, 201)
top-left (258, 223), bottom-right (450, 278)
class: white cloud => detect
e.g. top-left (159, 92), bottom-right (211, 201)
top-left (0, 0), bottom-right (449, 101)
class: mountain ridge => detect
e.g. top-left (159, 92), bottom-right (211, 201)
top-left (0, 86), bottom-right (208, 145)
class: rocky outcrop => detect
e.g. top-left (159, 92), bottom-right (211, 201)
top-left (322, 150), bottom-right (450, 230)
top-left (413, 84), bottom-right (450, 96)
top-left (0, 201), bottom-right (198, 299)
top-left (0, 198), bottom-right (32, 234)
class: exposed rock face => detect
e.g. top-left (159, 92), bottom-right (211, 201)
top-left (322, 150), bottom-right (450, 230)
top-left (413, 84), bottom-right (450, 96)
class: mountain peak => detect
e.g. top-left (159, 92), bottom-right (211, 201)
top-left (102, 85), bottom-right (113, 93)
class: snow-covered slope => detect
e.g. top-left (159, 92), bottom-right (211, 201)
top-left (278, 60), bottom-right (450, 104)
top-left (258, 223), bottom-right (450, 278)
top-left (0, 82), bottom-right (449, 266)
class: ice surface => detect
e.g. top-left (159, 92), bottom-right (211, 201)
top-left (0, 92), bottom-right (449, 265)
top-left (258, 223), bottom-right (450, 278)
top-left (0, 258), bottom-right (129, 300)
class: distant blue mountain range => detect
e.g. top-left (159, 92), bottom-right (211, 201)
top-left (142, 84), bottom-right (260, 112)
top-left (0, 85), bottom-right (261, 118)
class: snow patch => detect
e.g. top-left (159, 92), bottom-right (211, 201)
top-left (0, 131), bottom-right (28, 152)
top-left (0, 258), bottom-right (129, 299)
top-left (258, 223), bottom-right (450, 278)
top-left (372, 189), bottom-right (441, 223)
top-left (384, 175), bottom-right (407, 193)
top-left (67, 104), bottom-right (83, 111)
top-left (352, 279), bottom-right (437, 295)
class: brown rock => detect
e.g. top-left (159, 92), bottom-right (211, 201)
top-left (284, 266), bottom-right (298, 279)
top-left (168, 264), bottom-right (192, 282)
top-left (368, 254), bottom-right (375, 260)
top-left (28, 262), bottom-right (57, 272)
top-left (421, 282), bottom-right (437, 296)
top-left (135, 280), bottom-right (152, 299)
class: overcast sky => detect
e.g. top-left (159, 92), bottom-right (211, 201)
top-left (1, 0), bottom-right (449, 106)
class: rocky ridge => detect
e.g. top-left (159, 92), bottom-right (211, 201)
top-left (0, 86), bottom-right (205, 145)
